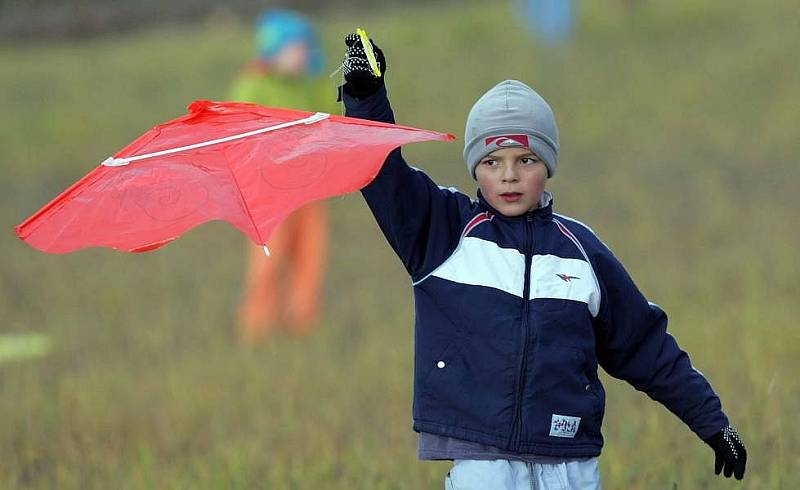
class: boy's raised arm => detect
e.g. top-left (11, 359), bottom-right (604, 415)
top-left (338, 34), bottom-right (469, 280)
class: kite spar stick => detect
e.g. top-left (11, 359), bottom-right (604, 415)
top-left (101, 112), bottom-right (330, 167)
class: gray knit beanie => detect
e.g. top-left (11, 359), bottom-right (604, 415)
top-left (463, 80), bottom-right (559, 179)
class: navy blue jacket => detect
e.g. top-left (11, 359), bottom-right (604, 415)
top-left (345, 85), bottom-right (728, 458)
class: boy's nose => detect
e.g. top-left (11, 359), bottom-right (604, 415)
top-left (501, 166), bottom-right (519, 183)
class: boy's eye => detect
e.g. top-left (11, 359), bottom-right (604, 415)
top-left (481, 159), bottom-right (497, 166)
top-left (520, 157), bottom-right (539, 165)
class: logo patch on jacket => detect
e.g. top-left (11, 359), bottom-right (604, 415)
top-left (549, 414), bottom-right (581, 438)
top-left (556, 273), bottom-right (580, 283)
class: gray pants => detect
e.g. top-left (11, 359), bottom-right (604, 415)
top-left (445, 458), bottom-right (601, 490)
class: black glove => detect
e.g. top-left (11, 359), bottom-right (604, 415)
top-left (703, 425), bottom-right (747, 480)
top-left (340, 33), bottom-right (386, 99)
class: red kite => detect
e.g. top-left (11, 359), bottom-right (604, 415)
top-left (16, 100), bottom-right (454, 254)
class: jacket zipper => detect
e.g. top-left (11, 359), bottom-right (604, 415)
top-left (507, 213), bottom-right (535, 451)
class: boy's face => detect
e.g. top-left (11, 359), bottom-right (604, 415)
top-left (475, 147), bottom-right (548, 217)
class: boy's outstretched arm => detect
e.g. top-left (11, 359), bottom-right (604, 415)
top-left (590, 245), bottom-right (747, 479)
top-left (339, 34), bottom-right (469, 280)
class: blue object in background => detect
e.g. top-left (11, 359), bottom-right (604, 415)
top-left (518, 0), bottom-right (575, 44)
top-left (255, 9), bottom-right (324, 75)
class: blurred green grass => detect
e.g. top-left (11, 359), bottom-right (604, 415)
top-left (1, 0), bottom-right (799, 488)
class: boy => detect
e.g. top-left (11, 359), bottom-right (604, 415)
top-left (338, 34), bottom-right (746, 488)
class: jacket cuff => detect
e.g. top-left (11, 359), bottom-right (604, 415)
top-left (694, 414), bottom-right (730, 441)
top-left (341, 84), bottom-right (396, 124)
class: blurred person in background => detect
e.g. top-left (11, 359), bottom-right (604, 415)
top-left (231, 9), bottom-right (334, 344)
top-left (517, 0), bottom-right (575, 44)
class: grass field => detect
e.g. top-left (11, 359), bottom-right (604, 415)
top-left (1, 0), bottom-right (799, 487)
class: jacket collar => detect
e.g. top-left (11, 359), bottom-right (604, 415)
top-left (477, 190), bottom-right (554, 222)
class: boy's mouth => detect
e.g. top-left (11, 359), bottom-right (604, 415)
top-left (500, 192), bottom-right (523, 203)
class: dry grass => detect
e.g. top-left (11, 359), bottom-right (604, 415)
top-left (1, 0), bottom-right (798, 487)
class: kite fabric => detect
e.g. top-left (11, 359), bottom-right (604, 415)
top-left (16, 100), bottom-right (454, 254)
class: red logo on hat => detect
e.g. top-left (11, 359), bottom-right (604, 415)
top-left (485, 135), bottom-right (529, 148)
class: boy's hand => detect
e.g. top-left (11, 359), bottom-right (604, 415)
top-left (341, 33), bottom-right (386, 99)
top-left (703, 425), bottom-right (747, 480)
